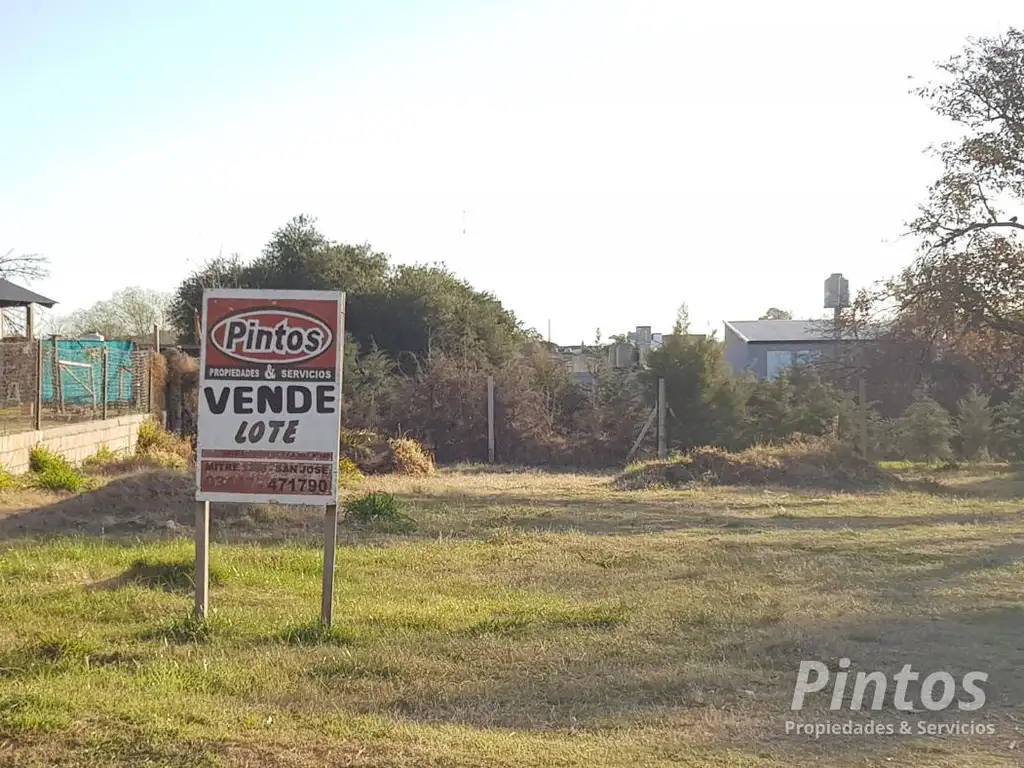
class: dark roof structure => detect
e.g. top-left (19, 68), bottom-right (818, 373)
top-left (0, 279), bottom-right (56, 308)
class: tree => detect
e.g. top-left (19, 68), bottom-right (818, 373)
top-left (168, 254), bottom-right (250, 341)
top-left (171, 215), bottom-right (523, 367)
top-left (358, 262), bottom-right (521, 367)
top-left (347, 342), bottom-right (398, 428)
top-left (742, 365), bottom-right (844, 444)
top-left (0, 248), bottom-right (49, 283)
top-left (956, 387), bottom-right (993, 460)
top-left (994, 385), bottom-right (1024, 459)
top-left (759, 308), bottom-right (794, 320)
top-left (59, 287), bottom-right (172, 339)
top-left (895, 393), bottom-right (955, 461)
top-left (644, 311), bottom-right (745, 451)
top-left (896, 29), bottom-right (1024, 338)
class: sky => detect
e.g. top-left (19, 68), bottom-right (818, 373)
top-left (0, 0), bottom-right (1016, 342)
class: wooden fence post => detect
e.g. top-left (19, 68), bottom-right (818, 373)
top-left (657, 378), bottom-right (667, 459)
top-left (321, 504), bottom-right (339, 627)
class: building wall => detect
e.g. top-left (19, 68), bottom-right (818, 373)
top-left (723, 325), bottom-right (753, 375)
top-left (0, 414), bottom-right (149, 473)
top-left (745, 341), bottom-right (839, 379)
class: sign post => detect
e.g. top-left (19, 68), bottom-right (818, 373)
top-left (194, 500), bottom-right (210, 619)
top-left (195, 289), bottom-right (345, 623)
top-left (321, 503), bottom-right (338, 626)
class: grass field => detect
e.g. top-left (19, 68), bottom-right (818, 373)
top-left (2, 463), bottom-right (1024, 766)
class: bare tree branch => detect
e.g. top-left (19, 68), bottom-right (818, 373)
top-left (936, 219), bottom-right (1024, 246)
top-left (0, 249), bottom-right (49, 283)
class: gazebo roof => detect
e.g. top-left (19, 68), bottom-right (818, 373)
top-left (0, 279), bottom-right (56, 308)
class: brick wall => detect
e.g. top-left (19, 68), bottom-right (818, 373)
top-left (0, 413), bottom-right (149, 473)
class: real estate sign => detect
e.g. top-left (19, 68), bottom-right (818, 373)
top-left (195, 289), bottom-right (345, 505)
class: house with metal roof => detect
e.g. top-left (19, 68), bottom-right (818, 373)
top-left (723, 319), bottom-right (858, 379)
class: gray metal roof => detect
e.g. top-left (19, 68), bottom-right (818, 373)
top-left (0, 279), bottom-right (56, 308)
top-left (724, 319), bottom-right (845, 343)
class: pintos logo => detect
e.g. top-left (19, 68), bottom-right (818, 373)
top-left (210, 309), bottom-right (333, 364)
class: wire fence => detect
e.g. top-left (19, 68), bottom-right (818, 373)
top-left (0, 339), bottom-right (154, 435)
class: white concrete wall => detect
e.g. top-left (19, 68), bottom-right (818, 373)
top-left (0, 414), bottom-right (149, 473)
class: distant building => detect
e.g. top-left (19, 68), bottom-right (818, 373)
top-left (552, 325), bottom-right (712, 386)
top-left (723, 319), bottom-right (859, 379)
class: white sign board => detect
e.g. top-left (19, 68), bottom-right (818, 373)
top-left (195, 289), bottom-right (345, 505)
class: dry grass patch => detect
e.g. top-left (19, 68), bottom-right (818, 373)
top-left (389, 437), bottom-right (435, 476)
top-left (615, 437), bottom-right (898, 492)
top-left (135, 418), bottom-right (194, 469)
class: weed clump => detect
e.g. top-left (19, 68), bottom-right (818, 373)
top-left (389, 437), bottom-right (435, 476)
top-left (28, 445), bottom-right (88, 492)
top-left (338, 456), bottom-right (364, 485)
top-left (136, 419), bottom-right (194, 468)
top-left (32, 635), bottom-right (97, 663)
top-left (340, 430), bottom-right (434, 476)
top-left (279, 621), bottom-right (360, 646)
top-left (614, 436), bottom-right (898, 491)
top-left (342, 491), bottom-right (416, 532)
top-left (143, 615), bottom-right (213, 644)
top-left (0, 465), bottom-right (20, 490)
top-left (81, 444), bottom-right (118, 470)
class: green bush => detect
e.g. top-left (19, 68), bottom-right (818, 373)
top-left (0, 465), bottom-right (19, 490)
top-left (342, 491), bottom-right (415, 532)
top-left (81, 445), bottom-right (118, 470)
top-left (28, 445), bottom-right (87, 492)
top-left (28, 444), bottom-right (62, 474)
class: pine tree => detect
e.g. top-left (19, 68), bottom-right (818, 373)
top-left (895, 393), bottom-right (954, 462)
top-left (643, 309), bottom-right (745, 451)
top-left (956, 387), bottom-right (992, 460)
top-left (994, 386), bottom-right (1024, 460)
